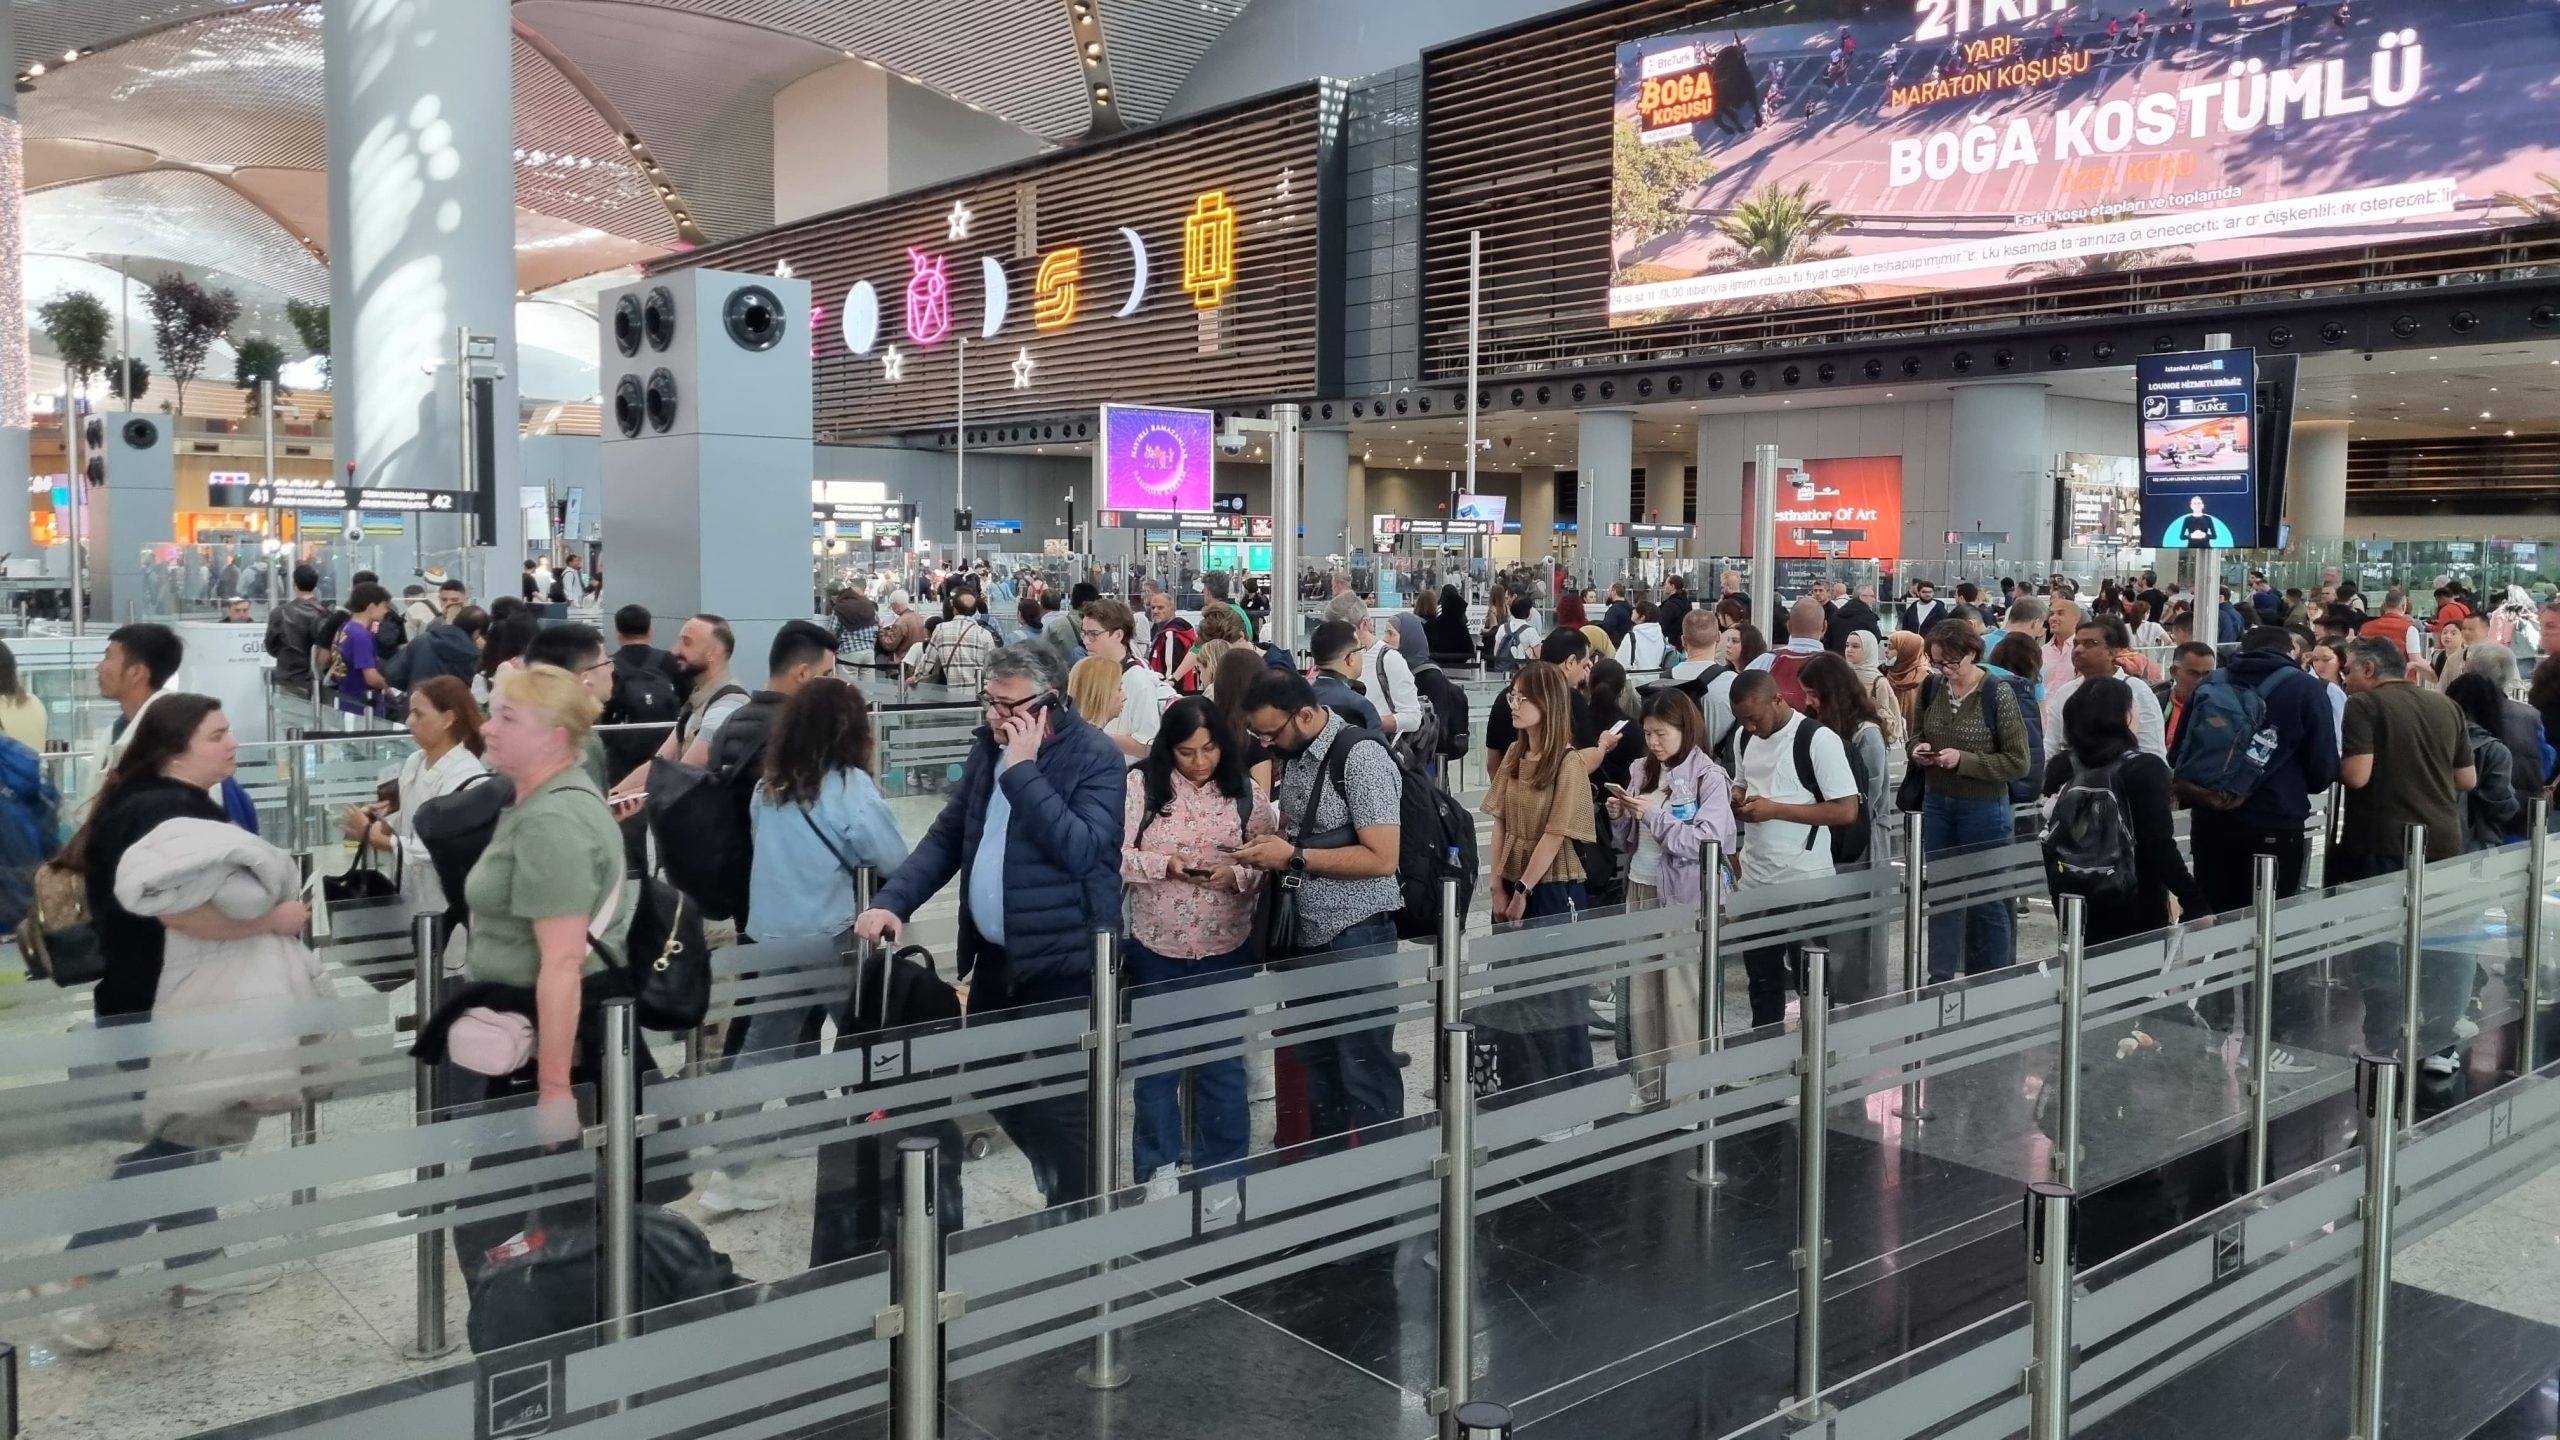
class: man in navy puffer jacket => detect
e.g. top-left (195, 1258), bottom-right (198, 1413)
top-left (858, 641), bottom-right (1125, 1211)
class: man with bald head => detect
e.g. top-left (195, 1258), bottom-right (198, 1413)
top-left (1751, 595), bottom-right (1830, 706)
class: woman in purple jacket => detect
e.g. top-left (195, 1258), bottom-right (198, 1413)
top-left (1608, 688), bottom-right (1736, 1102)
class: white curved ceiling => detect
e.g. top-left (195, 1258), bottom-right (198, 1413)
top-left (15, 0), bottom-right (1255, 397)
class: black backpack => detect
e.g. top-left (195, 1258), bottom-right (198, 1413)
top-left (2042, 756), bottom-right (2140, 902)
top-left (1652, 663), bottom-right (1736, 767)
top-left (1310, 729), bottom-right (1478, 941)
top-left (608, 657), bottom-right (684, 729)
top-left (466, 1204), bottom-right (747, 1359)
top-left (1780, 719), bottom-right (1872, 866)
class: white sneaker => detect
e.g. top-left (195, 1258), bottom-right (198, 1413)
top-left (37, 1281), bottom-right (112, 1354)
top-left (1202, 1188), bottom-right (1241, 1224)
top-left (2421, 1051), bottom-right (2461, 1077)
top-left (1536, 1122), bottom-right (1594, 1145)
top-left (1143, 1165), bottom-right (1181, 1204)
top-left (1249, 1061), bottom-right (1276, 1103)
top-left (2452, 1015), bottom-right (2481, 1042)
top-left (696, 1170), bottom-right (779, 1219)
top-left (173, 1266), bottom-right (283, 1308)
top-left (2264, 1048), bottom-right (2319, 1075)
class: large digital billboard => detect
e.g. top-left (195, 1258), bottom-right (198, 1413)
top-left (1740, 456), bottom-right (1904, 558)
top-left (2136, 347), bottom-right (2257, 548)
top-left (1609, 0), bottom-right (2560, 325)
top-left (1097, 404), bottom-right (1216, 514)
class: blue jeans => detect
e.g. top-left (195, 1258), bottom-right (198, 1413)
top-left (1923, 790), bottom-right (2016, 982)
top-left (1286, 916), bottom-right (1407, 1147)
top-left (1126, 938), bottom-right (1254, 1177)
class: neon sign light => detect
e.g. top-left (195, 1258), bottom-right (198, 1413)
top-left (1182, 191), bottom-right (1237, 309)
top-left (1033, 246), bottom-right (1082, 331)
top-left (904, 247), bottom-right (952, 346)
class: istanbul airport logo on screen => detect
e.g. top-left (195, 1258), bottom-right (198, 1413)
top-left (1606, 0), bottom-right (2559, 325)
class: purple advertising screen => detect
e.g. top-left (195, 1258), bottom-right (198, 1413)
top-left (1098, 404), bottom-right (1216, 513)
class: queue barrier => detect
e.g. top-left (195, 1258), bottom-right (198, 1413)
top-left (5, 807), bottom-right (2551, 1439)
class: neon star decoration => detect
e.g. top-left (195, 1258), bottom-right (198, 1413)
top-left (880, 345), bottom-right (904, 381)
top-left (945, 199), bottom-right (973, 240)
top-left (904, 247), bottom-right (952, 346)
top-left (1033, 246), bottom-right (1083, 332)
top-left (1011, 347), bottom-right (1036, 389)
top-left (1182, 191), bottom-right (1237, 309)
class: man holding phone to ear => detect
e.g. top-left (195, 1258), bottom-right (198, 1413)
top-left (854, 642), bottom-right (1126, 1212)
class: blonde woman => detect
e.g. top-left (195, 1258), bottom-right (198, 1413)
top-left (1068, 654), bottom-right (1125, 733)
top-left (459, 664), bottom-right (629, 1134)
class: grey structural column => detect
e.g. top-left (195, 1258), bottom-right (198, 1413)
top-left (2288, 418), bottom-right (2349, 543)
top-left (1948, 381), bottom-right (2049, 573)
top-left (1580, 409), bottom-right (1635, 583)
top-left (0, 2), bottom-right (30, 552)
top-left (325, 0), bottom-right (520, 582)
top-left (1517, 464), bottom-right (1557, 562)
top-left (1301, 426), bottom-right (1352, 565)
top-left (1642, 450), bottom-right (1688, 529)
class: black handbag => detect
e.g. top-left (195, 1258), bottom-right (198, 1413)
top-left (590, 874), bottom-right (711, 1032)
top-left (324, 843), bottom-right (411, 993)
top-left (412, 773), bottom-right (510, 920)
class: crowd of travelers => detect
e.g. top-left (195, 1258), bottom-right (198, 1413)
top-left (17, 551), bottom-right (2551, 1364)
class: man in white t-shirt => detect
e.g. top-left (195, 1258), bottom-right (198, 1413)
top-left (1728, 669), bottom-right (1860, 1027)
top-left (2044, 616), bottom-right (2167, 760)
top-left (1079, 597), bottom-right (1161, 760)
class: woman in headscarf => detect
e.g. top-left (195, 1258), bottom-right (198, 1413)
top-left (1882, 629), bottom-right (1930, 738)
top-left (1843, 630), bottom-right (1905, 745)
top-left (1427, 583), bottom-right (1474, 663)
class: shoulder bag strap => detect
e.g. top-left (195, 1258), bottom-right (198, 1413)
top-left (797, 802), bottom-right (867, 876)
top-left (582, 871), bottom-right (628, 968)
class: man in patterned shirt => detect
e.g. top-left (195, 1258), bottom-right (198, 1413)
top-left (1233, 669), bottom-right (1406, 1145)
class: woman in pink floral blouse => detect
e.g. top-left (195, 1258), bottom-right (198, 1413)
top-left (1121, 697), bottom-right (1279, 1199)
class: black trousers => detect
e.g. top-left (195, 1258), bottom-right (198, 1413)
top-left (969, 948), bottom-right (1094, 1214)
top-left (2190, 822), bottom-right (2312, 1040)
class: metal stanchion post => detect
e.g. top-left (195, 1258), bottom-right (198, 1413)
top-left (2520, 798), bottom-right (2547, 1076)
top-left (596, 998), bottom-right (642, 1345)
top-left (887, 1135), bottom-right (949, 1440)
top-left (1899, 813), bottom-right (1929, 1123)
top-left (1687, 840), bottom-right (1726, 1187)
top-left (404, 911), bottom-right (459, 1359)
top-left (1434, 1022), bottom-right (1477, 1438)
top-left (2025, 1181), bottom-right (2078, 1440)
top-left (289, 1092), bottom-right (320, 1206)
top-left (2246, 853), bottom-right (2281, 1190)
top-left (2398, 823), bottom-right (2427, 1130)
top-left (1789, 944), bottom-right (1831, 1420)
top-left (283, 727), bottom-right (309, 856)
top-left (1435, 876), bottom-right (1464, 1030)
top-left (2054, 896), bottom-right (2087, 1189)
top-left (1078, 929), bottom-right (1130, 1390)
top-left (1452, 1400), bottom-right (1513, 1438)
top-left (2349, 1053), bottom-right (2403, 1440)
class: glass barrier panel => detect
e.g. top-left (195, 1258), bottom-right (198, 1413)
top-left (3, 1077), bottom-right (600, 1435)
top-left (2386, 1067), bottom-right (2560, 1439)
top-left (945, 1104), bottom-right (1441, 1434)
top-left (2069, 1150), bottom-right (2367, 1437)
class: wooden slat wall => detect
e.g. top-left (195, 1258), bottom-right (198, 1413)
top-left (659, 90), bottom-right (1322, 438)
top-left (2348, 435), bottom-right (2560, 510)
top-left (1420, 1), bottom-right (2560, 384)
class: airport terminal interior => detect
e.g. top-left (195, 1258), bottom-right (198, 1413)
top-left (2, 0), bottom-right (2560, 1437)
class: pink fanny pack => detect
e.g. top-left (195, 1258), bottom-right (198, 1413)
top-left (447, 1008), bottom-right (535, 1076)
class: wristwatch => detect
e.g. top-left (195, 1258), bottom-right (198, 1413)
top-left (1287, 845), bottom-right (1306, 874)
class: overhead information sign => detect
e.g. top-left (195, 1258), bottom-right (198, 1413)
top-left (207, 480), bottom-right (459, 513)
top-left (2137, 346), bottom-right (2258, 548)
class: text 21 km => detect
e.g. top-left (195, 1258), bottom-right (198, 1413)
top-left (1914, 0), bottom-right (2072, 43)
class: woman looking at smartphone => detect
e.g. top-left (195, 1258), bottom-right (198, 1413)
top-left (1481, 660), bottom-right (1599, 1098)
top-left (1120, 697), bottom-right (1278, 1200)
top-left (1606, 688), bottom-right (1734, 1092)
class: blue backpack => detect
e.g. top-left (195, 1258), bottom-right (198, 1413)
top-left (2169, 668), bottom-right (2289, 807)
top-left (0, 736), bottom-right (62, 934)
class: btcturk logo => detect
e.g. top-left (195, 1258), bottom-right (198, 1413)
top-left (831, 189), bottom-right (1241, 378)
